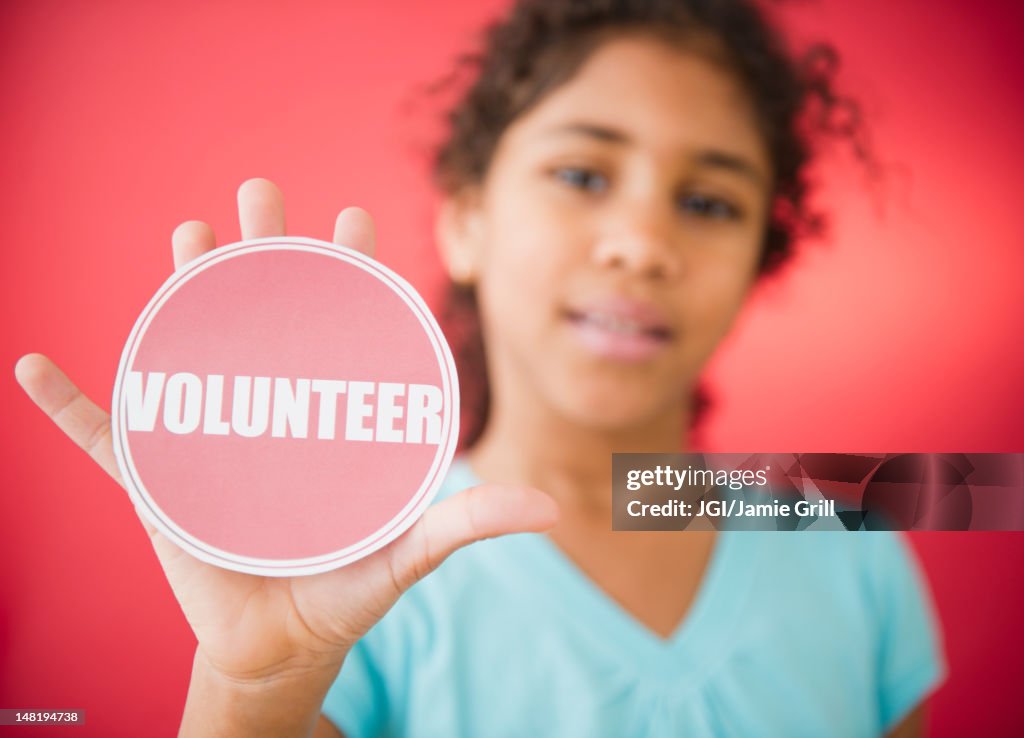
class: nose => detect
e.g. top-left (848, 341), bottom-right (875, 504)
top-left (592, 199), bottom-right (682, 280)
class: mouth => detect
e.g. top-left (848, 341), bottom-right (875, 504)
top-left (562, 299), bottom-right (675, 361)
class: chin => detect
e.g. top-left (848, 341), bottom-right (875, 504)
top-left (550, 375), bottom-right (689, 437)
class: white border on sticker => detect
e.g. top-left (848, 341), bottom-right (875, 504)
top-left (111, 236), bottom-right (460, 577)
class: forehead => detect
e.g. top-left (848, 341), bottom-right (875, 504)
top-left (504, 34), bottom-right (770, 170)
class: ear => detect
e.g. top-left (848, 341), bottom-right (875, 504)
top-left (435, 187), bottom-right (485, 286)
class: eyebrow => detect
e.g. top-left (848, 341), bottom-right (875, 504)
top-left (543, 122), bottom-right (768, 186)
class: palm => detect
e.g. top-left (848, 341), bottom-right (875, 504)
top-left (153, 532), bottom-right (397, 679)
top-left (16, 178), bottom-right (558, 684)
top-left (153, 504), bottom-right (456, 679)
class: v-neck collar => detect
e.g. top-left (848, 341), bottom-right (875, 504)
top-left (448, 458), bottom-right (760, 684)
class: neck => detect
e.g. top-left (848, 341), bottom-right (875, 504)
top-left (466, 387), bottom-right (690, 518)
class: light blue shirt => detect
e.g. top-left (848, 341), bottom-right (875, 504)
top-left (322, 459), bottom-right (945, 737)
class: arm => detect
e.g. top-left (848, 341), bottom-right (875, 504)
top-left (312, 715), bottom-right (346, 738)
top-left (178, 648), bottom-right (345, 738)
top-left (884, 703), bottom-right (925, 738)
top-left (15, 179), bottom-right (559, 738)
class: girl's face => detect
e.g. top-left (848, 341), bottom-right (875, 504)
top-left (442, 34), bottom-right (773, 432)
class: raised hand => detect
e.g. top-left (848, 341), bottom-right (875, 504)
top-left (15, 178), bottom-right (559, 691)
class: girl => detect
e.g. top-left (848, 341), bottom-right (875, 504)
top-left (15, 0), bottom-right (944, 735)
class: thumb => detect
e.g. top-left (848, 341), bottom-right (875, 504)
top-left (386, 484), bottom-right (559, 591)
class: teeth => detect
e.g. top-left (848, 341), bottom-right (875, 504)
top-left (581, 313), bottom-right (644, 334)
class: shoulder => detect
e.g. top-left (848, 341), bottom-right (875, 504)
top-left (752, 530), bottom-right (946, 730)
top-left (749, 531), bottom-right (936, 620)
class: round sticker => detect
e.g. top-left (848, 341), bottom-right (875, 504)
top-left (111, 237), bottom-right (459, 576)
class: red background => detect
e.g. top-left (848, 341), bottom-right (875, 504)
top-left (2, 1), bottom-right (1022, 735)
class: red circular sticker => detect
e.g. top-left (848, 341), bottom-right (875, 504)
top-left (111, 237), bottom-right (459, 576)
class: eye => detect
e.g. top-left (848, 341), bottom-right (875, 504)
top-left (553, 166), bottom-right (609, 193)
top-left (677, 192), bottom-right (741, 221)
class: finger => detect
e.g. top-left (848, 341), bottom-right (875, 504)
top-left (333, 206), bottom-right (376, 259)
top-left (15, 353), bottom-right (121, 482)
top-left (172, 220), bottom-right (216, 270)
top-left (238, 178), bottom-right (286, 240)
top-left (387, 484), bottom-right (559, 591)
top-left (15, 353), bottom-right (160, 537)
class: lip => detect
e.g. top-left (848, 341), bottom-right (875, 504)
top-left (562, 296), bottom-right (676, 362)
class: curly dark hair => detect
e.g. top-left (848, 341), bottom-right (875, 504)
top-left (428, 0), bottom-right (870, 450)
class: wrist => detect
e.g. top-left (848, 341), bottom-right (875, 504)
top-left (194, 644), bottom-right (348, 689)
top-left (179, 646), bottom-right (347, 738)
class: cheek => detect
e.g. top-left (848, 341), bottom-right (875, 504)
top-left (473, 221), bottom-right (559, 351)
top-left (683, 253), bottom-right (757, 358)
top-left (477, 195), bottom-right (581, 316)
